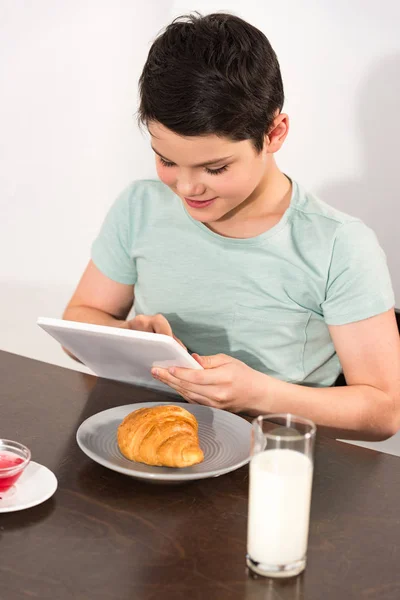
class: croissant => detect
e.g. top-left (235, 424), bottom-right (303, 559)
top-left (117, 405), bottom-right (204, 468)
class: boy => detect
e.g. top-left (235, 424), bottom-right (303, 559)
top-left (64, 13), bottom-right (400, 440)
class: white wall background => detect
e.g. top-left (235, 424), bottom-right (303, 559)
top-left (0, 0), bottom-right (172, 372)
top-left (1, 0), bottom-right (399, 376)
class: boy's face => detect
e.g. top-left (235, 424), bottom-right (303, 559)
top-left (149, 121), bottom-right (279, 224)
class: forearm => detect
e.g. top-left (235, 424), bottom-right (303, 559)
top-left (252, 375), bottom-right (397, 441)
top-left (62, 305), bottom-right (128, 361)
top-left (63, 305), bottom-right (128, 328)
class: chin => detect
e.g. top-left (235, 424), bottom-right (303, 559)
top-left (187, 207), bottom-right (225, 223)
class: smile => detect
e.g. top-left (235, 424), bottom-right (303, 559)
top-left (184, 197), bottom-right (217, 209)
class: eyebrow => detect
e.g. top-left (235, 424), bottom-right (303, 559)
top-left (151, 145), bottom-right (234, 168)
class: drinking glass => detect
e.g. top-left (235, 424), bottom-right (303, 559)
top-left (246, 414), bottom-right (316, 578)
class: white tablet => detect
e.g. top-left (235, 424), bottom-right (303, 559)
top-left (37, 317), bottom-right (202, 393)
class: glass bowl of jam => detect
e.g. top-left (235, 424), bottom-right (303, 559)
top-left (0, 439), bottom-right (31, 497)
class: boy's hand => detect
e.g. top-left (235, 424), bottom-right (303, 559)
top-left (151, 353), bottom-right (267, 413)
top-left (125, 313), bottom-right (187, 350)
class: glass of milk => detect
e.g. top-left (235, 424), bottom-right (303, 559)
top-left (246, 413), bottom-right (316, 578)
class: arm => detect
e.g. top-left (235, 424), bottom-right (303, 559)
top-left (63, 260), bottom-right (134, 328)
top-left (62, 260), bottom-right (134, 360)
top-left (260, 309), bottom-right (400, 440)
top-left (63, 260), bottom-right (185, 361)
top-left (152, 309), bottom-right (400, 441)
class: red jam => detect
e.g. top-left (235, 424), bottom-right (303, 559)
top-left (0, 451), bottom-right (25, 492)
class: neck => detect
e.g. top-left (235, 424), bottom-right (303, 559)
top-left (211, 158), bottom-right (292, 237)
top-left (247, 157), bottom-right (291, 218)
top-left (258, 156), bottom-right (292, 209)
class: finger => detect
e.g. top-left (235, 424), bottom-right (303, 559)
top-left (193, 353), bottom-right (231, 369)
top-left (183, 396), bottom-right (219, 408)
top-left (192, 353), bottom-right (203, 365)
top-left (184, 395), bottom-right (216, 407)
top-left (165, 383), bottom-right (216, 407)
top-left (152, 367), bottom-right (208, 394)
top-left (152, 314), bottom-right (173, 337)
top-left (152, 367), bottom-right (198, 389)
top-left (152, 368), bottom-right (225, 408)
top-left (165, 365), bottom-right (227, 386)
top-left (128, 314), bottom-right (153, 332)
top-left (173, 334), bottom-right (187, 351)
top-left (177, 387), bottom-right (214, 405)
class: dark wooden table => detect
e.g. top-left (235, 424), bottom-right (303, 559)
top-left (1, 350), bottom-right (400, 600)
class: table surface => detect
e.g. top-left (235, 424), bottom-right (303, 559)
top-left (1, 350), bottom-right (400, 600)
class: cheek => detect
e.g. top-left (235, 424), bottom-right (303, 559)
top-left (156, 165), bottom-right (175, 186)
top-left (217, 169), bottom-right (256, 200)
top-left (235, 160), bottom-right (265, 194)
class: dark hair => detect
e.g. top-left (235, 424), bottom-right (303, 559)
top-left (138, 12), bottom-right (284, 153)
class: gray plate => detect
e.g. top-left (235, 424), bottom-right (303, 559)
top-left (76, 402), bottom-right (252, 482)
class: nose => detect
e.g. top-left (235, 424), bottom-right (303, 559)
top-left (176, 172), bottom-right (205, 198)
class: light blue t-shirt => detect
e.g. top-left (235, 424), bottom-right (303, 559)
top-left (91, 179), bottom-right (395, 386)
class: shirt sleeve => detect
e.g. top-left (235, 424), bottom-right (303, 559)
top-left (321, 221), bottom-right (395, 325)
top-left (91, 183), bottom-right (137, 285)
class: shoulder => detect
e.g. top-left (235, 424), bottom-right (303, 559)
top-left (115, 178), bottom-right (177, 210)
top-left (291, 180), bottom-right (360, 229)
top-left (290, 180), bottom-right (382, 250)
top-left (108, 179), bottom-right (180, 231)
top-left (289, 183), bottom-right (394, 324)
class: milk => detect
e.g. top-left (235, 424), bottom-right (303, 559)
top-left (247, 449), bottom-right (313, 566)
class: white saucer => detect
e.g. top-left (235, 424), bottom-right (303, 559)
top-left (0, 461), bottom-right (58, 513)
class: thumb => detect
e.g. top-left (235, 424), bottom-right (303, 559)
top-left (192, 353), bottom-right (230, 369)
top-left (173, 334), bottom-right (187, 351)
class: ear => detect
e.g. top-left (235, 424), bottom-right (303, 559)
top-left (265, 113), bottom-right (289, 153)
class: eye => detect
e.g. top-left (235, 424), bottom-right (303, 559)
top-left (159, 157), bottom-right (175, 168)
top-left (205, 165), bottom-right (229, 175)
top-left (158, 156), bottom-right (229, 175)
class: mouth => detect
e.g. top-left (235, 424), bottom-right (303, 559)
top-left (184, 197), bottom-right (217, 209)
